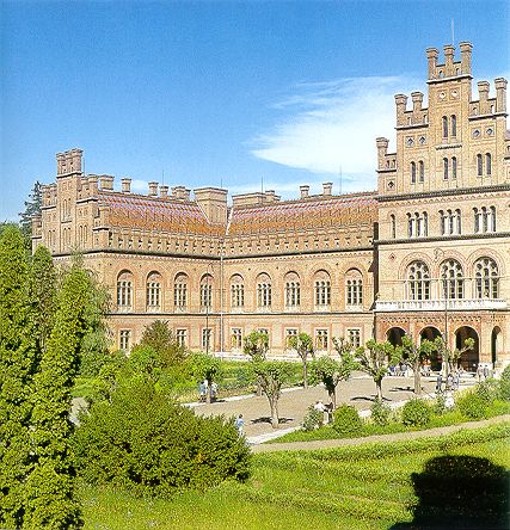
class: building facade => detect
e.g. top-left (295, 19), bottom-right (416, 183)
top-left (33, 43), bottom-right (510, 370)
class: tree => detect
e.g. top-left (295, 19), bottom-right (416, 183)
top-left (397, 335), bottom-right (435, 396)
top-left (288, 332), bottom-right (314, 389)
top-left (0, 226), bottom-right (38, 528)
top-left (138, 320), bottom-right (186, 367)
top-left (243, 330), bottom-right (269, 396)
top-left (19, 181), bottom-right (43, 246)
top-left (355, 339), bottom-right (397, 401)
top-left (189, 352), bottom-right (222, 403)
top-left (23, 262), bottom-right (97, 529)
top-left (430, 336), bottom-right (475, 376)
top-left (251, 361), bottom-right (294, 428)
top-left (310, 339), bottom-right (356, 409)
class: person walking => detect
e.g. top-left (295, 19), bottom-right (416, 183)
top-left (235, 414), bottom-right (245, 435)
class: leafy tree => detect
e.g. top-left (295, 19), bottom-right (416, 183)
top-left (251, 361), bottom-right (294, 428)
top-left (288, 332), bottom-right (314, 389)
top-left (23, 262), bottom-right (96, 529)
top-left (243, 330), bottom-right (269, 396)
top-left (0, 226), bottom-right (38, 528)
top-left (355, 339), bottom-right (397, 401)
top-left (396, 335), bottom-right (435, 396)
top-left (189, 352), bottom-right (222, 403)
top-left (430, 336), bottom-right (475, 376)
top-left (138, 320), bottom-right (186, 367)
top-left (310, 340), bottom-right (356, 410)
top-left (19, 181), bottom-right (42, 246)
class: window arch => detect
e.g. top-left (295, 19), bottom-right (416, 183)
top-left (345, 269), bottom-right (363, 307)
top-left (406, 261), bottom-right (430, 301)
top-left (477, 154), bottom-right (483, 176)
top-left (117, 270), bottom-right (133, 310)
top-left (390, 214), bottom-right (396, 239)
top-left (256, 273), bottom-right (272, 309)
top-left (440, 259), bottom-right (464, 299)
top-left (485, 153), bottom-right (492, 175)
top-left (443, 157), bottom-right (449, 180)
top-left (146, 271), bottom-right (161, 310)
top-left (452, 156), bottom-right (457, 179)
top-left (284, 272), bottom-right (301, 309)
top-left (442, 116), bottom-right (448, 138)
top-left (230, 274), bottom-right (245, 309)
top-left (474, 207), bottom-right (496, 233)
top-left (410, 161), bottom-right (416, 184)
top-left (474, 257), bottom-right (499, 299)
top-left (174, 273), bottom-right (188, 311)
top-left (418, 160), bottom-right (425, 183)
top-left (200, 274), bottom-right (213, 311)
top-left (314, 270), bottom-right (331, 309)
top-left (451, 115), bottom-right (457, 137)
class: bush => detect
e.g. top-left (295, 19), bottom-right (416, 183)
top-left (72, 380), bottom-right (251, 496)
top-left (302, 405), bottom-right (324, 431)
top-left (332, 404), bottom-right (362, 436)
top-left (370, 399), bottom-right (391, 426)
top-left (433, 393), bottom-right (447, 415)
top-left (498, 365), bottom-right (510, 401)
top-left (457, 390), bottom-right (489, 420)
top-left (401, 399), bottom-right (431, 427)
top-left (476, 379), bottom-right (498, 404)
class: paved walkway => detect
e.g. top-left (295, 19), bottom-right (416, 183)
top-left (190, 373), bottom-right (477, 444)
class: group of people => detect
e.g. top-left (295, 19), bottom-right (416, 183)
top-left (313, 400), bottom-right (334, 425)
top-left (198, 379), bottom-right (218, 402)
top-left (435, 370), bottom-right (462, 393)
top-left (476, 363), bottom-right (493, 382)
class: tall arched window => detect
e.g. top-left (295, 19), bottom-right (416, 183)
top-left (345, 269), bottom-right (363, 307)
top-left (443, 158), bottom-right (449, 180)
top-left (284, 272), bottom-right (301, 309)
top-left (442, 116), bottom-right (448, 138)
top-left (146, 272), bottom-right (161, 310)
top-left (452, 156), bottom-right (457, 179)
top-left (451, 114), bottom-right (457, 137)
top-left (390, 214), bottom-right (396, 239)
top-left (410, 161), bottom-right (416, 184)
top-left (230, 274), bottom-right (245, 309)
top-left (256, 273), bottom-right (272, 309)
top-left (418, 161), bottom-right (425, 183)
top-left (314, 270), bottom-right (331, 309)
top-left (200, 274), bottom-right (213, 311)
top-left (477, 154), bottom-right (483, 176)
top-left (174, 273), bottom-right (188, 311)
top-left (440, 259), bottom-right (464, 299)
top-left (117, 271), bottom-right (133, 310)
top-left (485, 153), bottom-right (492, 175)
top-left (474, 257), bottom-right (499, 299)
top-left (406, 261), bottom-right (430, 300)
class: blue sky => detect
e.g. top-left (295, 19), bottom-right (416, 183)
top-left (1, 0), bottom-right (509, 221)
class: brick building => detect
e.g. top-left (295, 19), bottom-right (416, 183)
top-left (33, 42), bottom-right (510, 370)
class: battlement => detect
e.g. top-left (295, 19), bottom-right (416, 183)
top-left (56, 148), bottom-right (83, 176)
top-left (426, 42), bottom-right (472, 82)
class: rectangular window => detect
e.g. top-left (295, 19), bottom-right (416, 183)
top-left (176, 329), bottom-right (187, 348)
top-left (347, 328), bottom-right (362, 349)
top-left (285, 328), bottom-right (298, 348)
top-left (315, 329), bottom-right (329, 351)
top-left (231, 328), bottom-right (243, 349)
top-left (202, 328), bottom-right (212, 352)
top-left (119, 330), bottom-right (131, 352)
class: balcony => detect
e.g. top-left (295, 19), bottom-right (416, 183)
top-left (375, 298), bottom-right (507, 312)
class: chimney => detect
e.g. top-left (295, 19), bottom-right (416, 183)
top-left (121, 178), bottom-right (132, 193)
top-left (459, 42), bottom-right (472, 75)
top-left (88, 176), bottom-right (98, 195)
top-left (265, 190), bottom-right (276, 203)
top-left (99, 175), bottom-right (114, 191)
top-left (323, 182), bottom-right (333, 196)
top-left (426, 47), bottom-right (439, 79)
top-left (172, 185), bottom-right (186, 200)
top-left (159, 185), bottom-right (169, 198)
top-left (300, 185), bottom-right (310, 199)
top-left (148, 181), bottom-right (158, 196)
top-left (495, 78), bottom-right (507, 113)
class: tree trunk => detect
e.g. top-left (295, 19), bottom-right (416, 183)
top-left (303, 361), bottom-right (308, 389)
top-left (375, 379), bottom-right (383, 401)
top-left (328, 386), bottom-right (337, 410)
top-left (256, 375), bottom-right (263, 396)
top-left (414, 359), bottom-right (422, 395)
top-left (269, 396), bottom-right (279, 429)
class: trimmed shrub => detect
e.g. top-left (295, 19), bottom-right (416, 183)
top-left (332, 405), bottom-right (362, 436)
top-left (457, 390), bottom-right (489, 420)
top-left (72, 380), bottom-right (251, 497)
top-left (370, 399), bottom-right (391, 426)
top-left (498, 365), bottom-right (510, 401)
top-left (301, 405), bottom-right (324, 431)
top-left (401, 399), bottom-right (431, 427)
top-left (476, 379), bottom-right (498, 404)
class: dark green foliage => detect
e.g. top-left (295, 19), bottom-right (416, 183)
top-left (401, 398), bottom-right (431, 427)
top-left (433, 393), bottom-right (448, 415)
top-left (72, 381), bottom-right (251, 497)
top-left (138, 320), bottom-right (186, 367)
top-left (19, 181), bottom-right (42, 246)
top-left (332, 404), bottom-right (362, 436)
top-left (301, 405), bottom-right (324, 431)
top-left (287, 332), bottom-right (314, 388)
top-left (498, 365), bottom-right (510, 401)
top-left (0, 226), bottom-right (38, 527)
top-left (457, 390), bottom-right (490, 420)
top-left (370, 399), bottom-right (391, 426)
top-left (243, 330), bottom-right (269, 361)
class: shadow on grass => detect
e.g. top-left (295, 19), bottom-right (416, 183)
top-left (390, 455), bottom-right (509, 530)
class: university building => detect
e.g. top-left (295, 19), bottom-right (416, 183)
top-left (33, 42), bottom-right (510, 370)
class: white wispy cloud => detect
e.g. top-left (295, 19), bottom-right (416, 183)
top-left (251, 76), bottom-right (421, 192)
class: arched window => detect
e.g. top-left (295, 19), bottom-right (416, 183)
top-left (474, 257), bottom-right (499, 299)
top-left (200, 274), bottom-right (213, 311)
top-left (473, 208), bottom-right (481, 233)
top-left (443, 157), bottom-right (449, 180)
top-left (390, 214), bottom-right (396, 239)
top-left (489, 206), bottom-right (496, 232)
top-left (117, 271), bottom-right (133, 310)
top-left (407, 213), bottom-right (414, 237)
top-left (452, 156), bottom-right (457, 179)
top-left (442, 116), bottom-right (448, 138)
top-left (454, 209), bottom-right (461, 234)
top-left (314, 270), bottom-right (331, 309)
top-left (146, 272), bottom-right (161, 310)
top-left (257, 273), bottom-right (272, 309)
top-left (439, 210), bottom-right (447, 235)
top-left (410, 161), bottom-right (416, 184)
top-left (477, 154), bottom-right (483, 176)
top-left (230, 274), bottom-right (245, 309)
top-left (174, 273), bottom-right (188, 311)
top-left (345, 269), bottom-right (363, 307)
top-left (284, 272), bottom-right (301, 309)
top-left (485, 153), bottom-right (492, 175)
top-left (451, 115), bottom-right (457, 137)
top-left (406, 261), bottom-right (430, 301)
top-left (418, 161), bottom-right (425, 183)
top-left (440, 259), bottom-right (464, 299)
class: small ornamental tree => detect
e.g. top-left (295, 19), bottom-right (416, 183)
top-left (288, 332), bottom-right (314, 389)
top-left (397, 335), bottom-right (435, 396)
top-left (138, 320), bottom-right (186, 367)
top-left (355, 339), bottom-right (397, 401)
top-left (431, 336), bottom-right (475, 376)
top-left (252, 361), bottom-right (294, 428)
top-left (243, 330), bottom-right (269, 396)
top-left (189, 352), bottom-right (222, 403)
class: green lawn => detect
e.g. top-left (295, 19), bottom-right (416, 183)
top-left (79, 423), bottom-right (509, 530)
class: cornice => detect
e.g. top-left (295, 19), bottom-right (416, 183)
top-left (375, 231), bottom-right (510, 246)
top-left (377, 184), bottom-right (510, 203)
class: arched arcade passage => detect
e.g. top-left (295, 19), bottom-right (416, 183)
top-left (455, 326), bottom-right (479, 371)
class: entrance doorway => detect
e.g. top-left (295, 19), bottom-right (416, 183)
top-left (455, 327), bottom-right (479, 371)
top-left (420, 326), bottom-right (441, 371)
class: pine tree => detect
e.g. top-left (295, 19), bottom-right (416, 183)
top-left (19, 181), bottom-right (42, 245)
top-left (23, 262), bottom-right (90, 529)
top-left (0, 226), bottom-right (38, 528)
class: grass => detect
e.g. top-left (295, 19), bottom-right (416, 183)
top-left (79, 423), bottom-right (510, 530)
